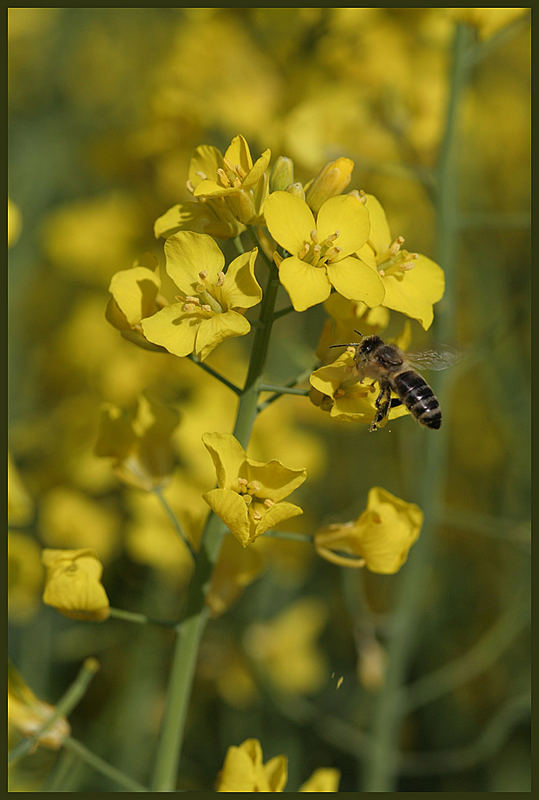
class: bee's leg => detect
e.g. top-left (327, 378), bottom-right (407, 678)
top-left (370, 383), bottom-right (391, 431)
top-left (389, 397), bottom-right (403, 408)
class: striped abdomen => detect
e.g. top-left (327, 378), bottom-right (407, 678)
top-left (392, 370), bottom-right (442, 429)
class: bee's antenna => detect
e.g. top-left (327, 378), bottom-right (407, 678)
top-left (354, 330), bottom-right (364, 337)
top-left (329, 342), bottom-right (362, 349)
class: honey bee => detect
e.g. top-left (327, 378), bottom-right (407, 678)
top-left (331, 331), bottom-right (458, 432)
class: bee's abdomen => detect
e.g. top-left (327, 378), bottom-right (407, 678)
top-left (393, 370), bottom-right (442, 429)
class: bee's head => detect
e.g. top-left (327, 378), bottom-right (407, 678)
top-left (358, 335), bottom-right (383, 359)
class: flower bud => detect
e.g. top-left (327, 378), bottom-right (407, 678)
top-left (305, 157), bottom-right (355, 214)
top-left (270, 156), bottom-right (295, 192)
top-left (285, 182), bottom-right (305, 200)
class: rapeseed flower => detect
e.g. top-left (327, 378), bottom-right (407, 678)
top-left (264, 190), bottom-right (384, 312)
top-left (309, 351), bottom-right (409, 425)
top-left (8, 662), bottom-right (70, 750)
top-left (202, 433), bottom-right (306, 547)
top-left (315, 487), bottom-right (423, 573)
top-left (357, 193), bottom-right (445, 329)
top-left (304, 156), bottom-right (354, 214)
top-left (106, 255), bottom-right (167, 351)
top-left (155, 135), bottom-right (270, 238)
top-left (41, 548), bottom-right (110, 621)
top-left (141, 232), bottom-right (261, 361)
top-left (216, 738), bottom-right (340, 792)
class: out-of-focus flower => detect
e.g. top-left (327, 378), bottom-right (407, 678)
top-left (94, 393), bottom-right (179, 492)
top-left (357, 634), bottom-right (387, 691)
top-left (8, 532), bottom-right (44, 623)
top-left (125, 475), bottom-right (205, 581)
top-left (315, 487), bottom-right (423, 573)
top-left (8, 662), bottom-right (70, 750)
top-left (155, 135), bottom-right (270, 238)
top-left (142, 233), bottom-right (261, 361)
top-left (207, 533), bottom-right (264, 617)
top-left (309, 350), bottom-right (409, 425)
top-left (39, 486), bottom-right (119, 563)
top-left (199, 633), bottom-right (257, 709)
top-left (41, 193), bottom-right (143, 285)
top-left (41, 548), bottom-right (110, 621)
top-left (8, 197), bottom-right (22, 247)
top-left (304, 157), bottom-right (354, 214)
top-left (8, 454), bottom-right (34, 526)
top-left (315, 293), bottom-right (390, 363)
top-left (202, 433), bottom-right (306, 547)
top-left (299, 768), bottom-right (341, 792)
top-left (244, 597), bottom-right (328, 694)
top-left (106, 254), bottom-right (168, 351)
top-left (357, 193), bottom-right (444, 329)
top-left (216, 738), bottom-right (287, 792)
top-left (264, 191), bottom-right (383, 312)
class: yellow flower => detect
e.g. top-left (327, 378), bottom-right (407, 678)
top-left (8, 662), bottom-right (70, 750)
top-left (216, 738), bottom-right (287, 792)
top-left (105, 254), bottom-right (168, 351)
top-left (42, 549), bottom-right (110, 621)
top-left (94, 393), bottom-right (180, 492)
top-left (315, 487), bottom-right (423, 573)
top-left (244, 598), bottom-right (328, 694)
top-left (215, 738), bottom-right (340, 792)
top-left (357, 193), bottom-right (445, 329)
top-left (141, 232), bottom-right (261, 361)
top-left (202, 432), bottom-right (306, 547)
top-left (299, 768), bottom-right (341, 792)
top-left (264, 190), bottom-right (384, 312)
top-left (309, 350), bottom-right (409, 425)
top-left (155, 135), bottom-right (271, 239)
top-left (207, 534), bottom-right (264, 617)
top-left (304, 156), bottom-right (354, 214)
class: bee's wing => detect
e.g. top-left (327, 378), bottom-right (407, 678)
top-left (406, 345), bottom-right (461, 371)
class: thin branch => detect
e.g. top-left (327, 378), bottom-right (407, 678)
top-left (260, 530), bottom-right (313, 543)
top-left (108, 607), bottom-right (179, 629)
top-left (257, 365), bottom-right (316, 412)
top-left (63, 737), bottom-right (149, 792)
top-left (186, 353), bottom-right (241, 395)
top-left (257, 382), bottom-right (310, 397)
top-left (153, 486), bottom-right (197, 562)
top-left (273, 304), bottom-right (294, 320)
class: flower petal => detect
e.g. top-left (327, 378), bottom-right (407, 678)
top-left (316, 194), bottom-right (370, 257)
top-left (246, 460), bottom-right (307, 503)
top-left (165, 231), bottom-right (225, 294)
top-left (225, 134), bottom-right (253, 174)
top-left (220, 249), bottom-right (262, 310)
top-left (194, 310), bottom-right (250, 361)
top-left (254, 501), bottom-right (303, 538)
top-left (278, 256), bottom-right (331, 312)
top-left (381, 255), bottom-right (445, 330)
top-left (264, 192), bottom-right (316, 256)
top-left (202, 433), bottom-right (247, 489)
top-left (300, 768), bottom-right (341, 792)
top-left (363, 193), bottom-right (391, 253)
top-left (188, 144), bottom-right (224, 188)
top-left (141, 305), bottom-right (199, 357)
top-left (108, 266), bottom-right (160, 326)
top-left (326, 256), bottom-right (385, 307)
top-left (203, 488), bottom-right (251, 547)
top-left (264, 755), bottom-right (288, 792)
top-left (244, 149), bottom-right (271, 188)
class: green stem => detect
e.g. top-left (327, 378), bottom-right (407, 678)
top-left (261, 530), bottom-right (313, 542)
top-left (361, 24), bottom-right (471, 792)
top-left (231, 234), bottom-right (245, 255)
top-left (9, 658), bottom-right (100, 765)
top-left (273, 304), bottom-right (294, 320)
top-left (187, 353), bottom-right (241, 395)
top-left (153, 486), bottom-right (197, 562)
top-left (63, 737), bottom-right (148, 792)
top-left (149, 255), bottom-right (281, 792)
top-left (108, 607), bottom-right (179, 628)
top-left (257, 382), bottom-right (309, 397)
